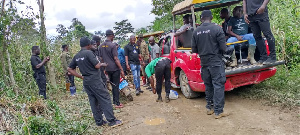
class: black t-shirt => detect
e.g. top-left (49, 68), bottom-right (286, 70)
top-left (222, 16), bottom-right (231, 37)
top-left (99, 40), bottom-right (119, 72)
top-left (124, 43), bottom-right (140, 65)
top-left (191, 23), bottom-right (226, 67)
top-left (69, 49), bottom-right (102, 86)
top-left (228, 16), bottom-right (248, 35)
top-left (245, 0), bottom-right (268, 19)
top-left (30, 55), bottom-right (46, 75)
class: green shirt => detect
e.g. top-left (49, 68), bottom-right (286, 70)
top-left (145, 57), bottom-right (162, 77)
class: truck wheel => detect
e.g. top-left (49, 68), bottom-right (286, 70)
top-left (179, 70), bottom-right (199, 99)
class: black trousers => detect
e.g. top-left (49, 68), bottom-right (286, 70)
top-left (106, 70), bottom-right (121, 105)
top-left (201, 64), bottom-right (226, 115)
top-left (68, 75), bottom-right (75, 87)
top-left (249, 16), bottom-right (276, 59)
top-left (34, 74), bottom-right (47, 99)
top-left (155, 59), bottom-right (171, 96)
top-left (84, 82), bottom-right (116, 126)
top-left (100, 67), bottom-right (107, 84)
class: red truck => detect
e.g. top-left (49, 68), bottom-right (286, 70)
top-left (158, 0), bottom-right (285, 98)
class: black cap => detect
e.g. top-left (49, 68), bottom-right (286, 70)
top-left (201, 10), bottom-right (212, 18)
top-left (106, 29), bottom-right (114, 36)
top-left (138, 34), bottom-right (143, 38)
top-left (80, 37), bottom-right (91, 47)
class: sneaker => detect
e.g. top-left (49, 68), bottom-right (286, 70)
top-left (214, 112), bottom-right (230, 119)
top-left (139, 88), bottom-right (144, 93)
top-left (114, 103), bottom-right (124, 108)
top-left (206, 109), bottom-right (214, 115)
top-left (156, 96), bottom-right (163, 102)
top-left (143, 84), bottom-right (148, 87)
top-left (146, 86), bottom-right (152, 90)
top-left (263, 56), bottom-right (277, 65)
top-left (109, 120), bottom-right (123, 128)
top-left (135, 90), bottom-right (140, 96)
top-left (97, 120), bottom-right (108, 126)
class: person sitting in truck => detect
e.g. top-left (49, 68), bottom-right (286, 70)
top-left (227, 6), bottom-right (257, 67)
top-left (220, 8), bottom-right (232, 40)
top-left (145, 57), bottom-right (172, 103)
top-left (174, 14), bottom-right (191, 37)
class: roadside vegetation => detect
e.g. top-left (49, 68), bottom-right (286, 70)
top-left (0, 0), bottom-right (299, 134)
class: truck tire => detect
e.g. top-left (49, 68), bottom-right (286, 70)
top-left (179, 70), bottom-right (200, 99)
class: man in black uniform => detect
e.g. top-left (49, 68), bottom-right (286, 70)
top-left (68, 37), bottom-right (122, 127)
top-left (30, 46), bottom-right (50, 99)
top-left (99, 30), bottom-right (125, 108)
top-left (92, 35), bottom-right (107, 84)
top-left (243, 0), bottom-right (276, 64)
top-left (192, 10), bottom-right (228, 119)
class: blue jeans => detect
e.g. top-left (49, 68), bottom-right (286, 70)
top-left (130, 64), bottom-right (141, 90)
top-left (227, 33), bottom-right (256, 47)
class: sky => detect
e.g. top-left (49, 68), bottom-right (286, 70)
top-left (19, 0), bottom-right (156, 36)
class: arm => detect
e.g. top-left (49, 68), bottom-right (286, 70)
top-left (114, 56), bottom-right (125, 78)
top-left (257, 0), bottom-right (270, 14)
top-left (191, 34), bottom-right (198, 53)
top-left (243, 0), bottom-right (250, 24)
top-left (36, 56), bottom-right (49, 69)
top-left (217, 28), bottom-right (227, 53)
top-left (227, 26), bottom-right (243, 41)
top-left (149, 75), bottom-right (155, 91)
top-left (68, 67), bottom-right (83, 80)
top-left (125, 56), bottom-right (130, 70)
top-left (174, 28), bottom-right (188, 37)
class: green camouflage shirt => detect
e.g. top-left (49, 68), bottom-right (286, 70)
top-left (140, 40), bottom-right (150, 60)
top-left (61, 51), bottom-right (72, 73)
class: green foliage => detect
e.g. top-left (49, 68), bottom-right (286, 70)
top-left (151, 0), bottom-right (183, 16)
top-left (113, 19), bottom-right (134, 41)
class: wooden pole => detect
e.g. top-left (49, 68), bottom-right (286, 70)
top-left (191, 6), bottom-right (196, 29)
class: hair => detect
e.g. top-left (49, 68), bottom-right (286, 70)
top-left (130, 35), bottom-right (135, 39)
top-left (183, 14), bottom-right (190, 20)
top-left (91, 40), bottom-right (96, 45)
top-left (233, 6), bottom-right (242, 12)
top-left (32, 46), bottom-right (39, 53)
top-left (80, 37), bottom-right (91, 47)
top-left (92, 35), bottom-right (101, 42)
top-left (221, 8), bottom-right (229, 14)
top-left (61, 44), bottom-right (68, 50)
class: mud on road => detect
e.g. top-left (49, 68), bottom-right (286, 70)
top-left (105, 87), bottom-right (299, 135)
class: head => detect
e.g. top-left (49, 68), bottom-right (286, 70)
top-left (61, 45), bottom-right (68, 52)
top-left (80, 37), bottom-right (92, 50)
top-left (92, 35), bottom-right (101, 46)
top-left (32, 46), bottom-right (40, 55)
top-left (129, 35), bottom-right (136, 44)
top-left (189, 15), bottom-right (196, 26)
top-left (114, 42), bottom-right (119, 49)
top-left (90, 40), bottom-right (97, 51)
top-left (137, 34), bottom-right (143, 42)
top-left (220, 8), bottom-right (229, 19)
top-left (136, 40), bottom-right (141, 46)
top-left (200, 10), bottom-right (213, 23)
top-left (148, 36), bottom-right (155, 45)
top-left (105, 29), bottom-right (115, 41)
top-left (233, 6), bottom-right (243, 18)
top-left (183, 14), bottom-right (190, 24)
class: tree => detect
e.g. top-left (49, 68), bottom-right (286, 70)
top-left (113, 19), bottom-right (134, 41)
top-left (56, 24), bottom-right (68, 39)
top-left (68, 18), bottom-right (91, 39)
top-left (151, 0), bottom-right (183, 16)
top-left (94, 30), bottom-right (106, 42)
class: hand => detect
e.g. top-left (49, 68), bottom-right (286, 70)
top-left (244, 14), bottom-right (250, 24)
top-left (67, 72), bottom-right (71, 75)
top-left (126, 64), bottom-right (130, 71)
top-left (120, 71), bottom-right (125, 79)
top-left (80, 76), bottom-right (84, 80)
top-left (256, 6), bottom-right (265, 14)
top-left (152, 88), bottom-right (156, 94)
top-left (237, 36), bottom-right (243, 41)
top-left (141, 61), bottom-right (145, 67)
top-left (100, 63), bottom-right (108, 67)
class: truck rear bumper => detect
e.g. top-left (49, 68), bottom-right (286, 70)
top-left (188, 67), bottom-right (277, 92)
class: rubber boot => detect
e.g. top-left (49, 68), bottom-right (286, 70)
top-left (248, 45), bottom-right (257, 65)
top-left (229, 49), bottom-right (237, 67)
top-left (66, 83), bottom-right (71, 91)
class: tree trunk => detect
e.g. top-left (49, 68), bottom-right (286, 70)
top-left (37, 0), bottom-right (57, 87)
top-left (1, 0), bottom-right (7, 84)
top-left (6, 49), bottom-right (18, 95)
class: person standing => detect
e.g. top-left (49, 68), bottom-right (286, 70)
top-left (138, 34), bottom-right (150, 87)
top-left (116, 42), bottom-right (127, 76)
top-left (149, 36), bottom-right (160, 60)
top-left (61, 45), bottom-right (76, 96)
top-left (220, 8), bottom-right (232, 40)
top-left (30, 46), bottom-right (50, 99)
top-left (145, 57), bottom-right (172, 103)
top-left (99, 30), bottom-right (125, 108)
top-left (192, 10), bottom-right (228, 119)
top-left (92, 35), bottom-right (107, 84)
top-left (243, 0), bottom-right (276, 64)
top-left (68, 37), bottom-right (122, 127)
top-left (124, 35), bottom-right (144, 95)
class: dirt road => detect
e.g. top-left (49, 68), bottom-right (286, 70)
top-left (105, 87), bottom-right (299, 135)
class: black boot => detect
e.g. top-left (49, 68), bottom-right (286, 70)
top-left (165, 93), bottom-right (170, 103)
top-left (156, 95), bottom-right (163, 102)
